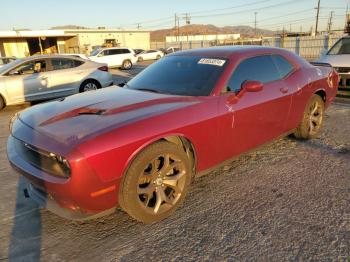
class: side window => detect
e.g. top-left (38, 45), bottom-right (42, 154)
top-left (10, 60), bottom-right (47, 75)
top-left (121, 49), bottom-right (131, 54)
top-left (51, 58), bottom-right (83, 70)
top-left (271, 55), bottom-right (294, 79)
top-left (227, 55), bottom-right (280, 93)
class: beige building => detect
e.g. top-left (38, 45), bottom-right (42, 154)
top-left (0, 29), bottom-right (150, 58)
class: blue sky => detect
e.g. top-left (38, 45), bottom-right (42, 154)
top-left (0, 0), bottom-right (348, 32)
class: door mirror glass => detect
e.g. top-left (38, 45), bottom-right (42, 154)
top-left (242, 80), bottom-right (263, 93)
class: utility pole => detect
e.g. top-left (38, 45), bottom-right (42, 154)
top-left (136, 23), bottom-right (141, 29)
top-left (315, 0), bottom-right (321, 35)
top-left (254, 12), bottom-right (258, 37)
top-left (174, 14), bottom-right (178, 42)
top-left (327, 11), bottom-right (334, 33)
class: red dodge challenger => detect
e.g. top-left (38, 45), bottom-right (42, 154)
top-left (7, 46), bottom-right (338, 223)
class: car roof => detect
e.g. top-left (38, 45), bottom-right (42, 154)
top-left (98, 47), bottom-right (131, 50)
top-left (16, 54), bottom-right (86, 62)
top-left (170, 46), bottom-right (290, 59)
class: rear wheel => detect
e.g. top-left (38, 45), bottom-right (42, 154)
top-left (121, 59), bottom-right (132, 70)
top-left (119, 141), bottom-right (192, 224)
top-left (294, 94), bottom-right (325, 139)
top-left (79, 80), bottom-right (100, 93)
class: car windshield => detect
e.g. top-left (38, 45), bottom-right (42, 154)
top-left (90, 49), bottom-right (101, 56)
top-left (328, 38), bottom-right (350, 55)
top-left (126, 56), bottom-right (227, 96)
top-left (0, 58), bottom-right (23, 75)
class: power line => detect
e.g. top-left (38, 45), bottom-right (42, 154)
top-left (188, 0), bottom-right (274, 15)
top-left (190, 0), bottom-right (304, 19)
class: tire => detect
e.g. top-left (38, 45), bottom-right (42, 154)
top-left (79, 80), bottom-right (101, 93)
top-left (294, 94), bottom-right (325, 139)
top-left (156, 55), bottom-right (161, 60)
top-left (121, 59), bottom-right (133, 70)
top-left (119, 141), bottom-right (192, 224)
top-left (138, 57), bottom-right (143, 62)
top-left (0, 96), bottom-right (4, 110)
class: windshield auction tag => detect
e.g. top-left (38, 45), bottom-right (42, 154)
top-left (198, 58), bottom-right (226, 67)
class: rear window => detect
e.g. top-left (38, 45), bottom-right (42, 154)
top-left (127, 56), bottom-right (227, 96)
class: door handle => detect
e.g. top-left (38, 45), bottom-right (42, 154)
top-left (280, 87), bottom-right (288, 94)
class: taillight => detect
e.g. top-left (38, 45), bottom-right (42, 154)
top-left (98, 66), bottom-right (108, 72)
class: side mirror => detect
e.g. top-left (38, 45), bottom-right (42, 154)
top-left (97, 52), bottom-right (104, 57)
top-left (242, 80), bottom-right (263, 93)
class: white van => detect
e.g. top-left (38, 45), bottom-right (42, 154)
top-left (89, 47), bottom-right (138, 69)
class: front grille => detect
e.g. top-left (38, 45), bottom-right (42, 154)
top-left (334, 67), bottom-right (350, 74)
top-left (13, 138), bottom-right (70, 178)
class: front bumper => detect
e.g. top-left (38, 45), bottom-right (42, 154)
top-left (24, 182), bottom-right (115, 220)
top-left (7, 125), bottom-right (119, 220)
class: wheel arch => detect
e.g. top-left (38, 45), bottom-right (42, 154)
top-left (0, 92), bottom-right (7, 106)
top-left (314, 88), bottom-right (326, 102)
top-left (121, 134), bottom-right (198, 181)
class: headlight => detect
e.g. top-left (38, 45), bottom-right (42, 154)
top-left (9, 112), bottom-right (19, 132)
top-left (49, 152), bottom-right (71, 176)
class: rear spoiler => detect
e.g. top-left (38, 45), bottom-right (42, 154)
top-left (310, 62), bottom-right (332, 67)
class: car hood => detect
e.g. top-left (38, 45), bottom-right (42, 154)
top-left (317, 54), bottom-right (350, 68)
top-left (17, 87), bottom-right (200, 146)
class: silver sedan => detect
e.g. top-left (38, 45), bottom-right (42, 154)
top-left (0, 55), bottom-right (113, 109)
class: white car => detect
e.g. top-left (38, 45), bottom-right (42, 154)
top-left (89, 47), bottom-right (137, 70)
top-left (0, 55), bottom-right (113, 109)
top-left (137, 50), bottom-right (164, 62)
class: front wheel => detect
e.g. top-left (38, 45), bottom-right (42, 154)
top-left (121, 59), bottom-right (132, 70)
top-left (118, 141), bottom-right (192, 224)
top-left (294, 94), bottom-right (325, 139)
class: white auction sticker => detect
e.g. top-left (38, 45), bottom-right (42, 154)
top-left (198, 58), bottom-right (226, 67)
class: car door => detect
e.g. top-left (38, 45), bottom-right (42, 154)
top-left (217, 55), bottom-right (293, 160)
top-left (46, 58), bottom-right (85, 97)
top-left (4, 59), bottom-right (49, 103)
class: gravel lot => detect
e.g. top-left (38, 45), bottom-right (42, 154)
top-left (0, 63), bottom-right (349, 261)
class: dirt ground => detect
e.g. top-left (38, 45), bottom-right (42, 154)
top-left (0, 73), bottom-right (349, 261)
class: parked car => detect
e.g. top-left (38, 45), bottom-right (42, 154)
top-left (137, 50), bottom-right (164, 62)
top-left (133, 49), bottom-right (144, 55)
top-left (0, 55), bottom-right (113, 109)
top-left (317, 36), bottom-right (350, 88)
top-left (89, 47), bottom-right (137, 69)
top-left (166, 47), bottom-right (181, 54)
top-left (0, 57), bottom-right (16, 68)
top-left (7, 46), bottom-right (338, 224)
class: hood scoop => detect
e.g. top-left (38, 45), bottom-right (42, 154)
top-left (39, 108), bottom-right (106, 127)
